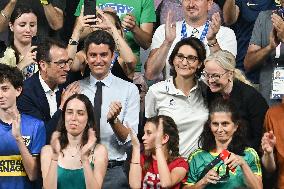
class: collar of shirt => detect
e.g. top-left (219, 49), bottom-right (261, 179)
top-left (166, 77), bottom-right (198, 96)
top-left (89, 72), bottom-right (114, 88)
top-left (39, 72), bottom-right (59, 94)
top-left (184, 21), bottom-right (207, 34)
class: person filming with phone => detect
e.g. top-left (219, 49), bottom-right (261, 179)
top-left (183, 98), bottom-right (262, 189)
top-left (0, 5), bottom-right (38, 79)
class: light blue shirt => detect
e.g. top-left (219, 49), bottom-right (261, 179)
top-left (80, 73), bottom-right (140, 161)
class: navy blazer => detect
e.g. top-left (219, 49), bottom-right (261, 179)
top-left (17, 72), bottom-right (63, 143)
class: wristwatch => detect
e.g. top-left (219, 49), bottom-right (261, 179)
top-left (40, 0), bottom-right (49, 5)
top-left (108, 117), bottom-right (119, 125)
top-left (207, 39), bottom-right (218, 47)
top-left (69, 38), bottom-right (79, 45)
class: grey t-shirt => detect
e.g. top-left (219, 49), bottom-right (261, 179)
top-left (250, 10), bottom-right (284, 106)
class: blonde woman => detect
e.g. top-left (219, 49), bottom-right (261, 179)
top-left (202, 50), bottom-right (268, 152)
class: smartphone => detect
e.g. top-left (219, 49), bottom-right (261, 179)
top-left (84, 0), bottom-right (96, 17)
top-left (31, 36), bottom-right (39, 46)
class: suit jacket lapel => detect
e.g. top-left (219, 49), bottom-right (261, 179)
top-left (34, 72), bottom-right (51, 120)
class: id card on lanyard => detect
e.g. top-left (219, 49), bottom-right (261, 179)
top-left (180, 20), bottom-right (210, 42)
top-left (271, 42), bottom-right (284, 99)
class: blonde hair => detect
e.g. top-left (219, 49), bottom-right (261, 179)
top-left (204, 50), bottom-right (252, 86)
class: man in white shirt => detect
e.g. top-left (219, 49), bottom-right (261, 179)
top-left (145, 0), bottom-right (237, 80)
top-left (79, 30), bottom-right (140, 189)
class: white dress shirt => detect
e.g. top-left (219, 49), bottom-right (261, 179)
top-left (39, 73), bottom-right (59, 118)
top-left (80, 73), bottom-right (140, 161)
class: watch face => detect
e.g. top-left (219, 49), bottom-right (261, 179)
top-left (69, 39), bottom-right (79, 45)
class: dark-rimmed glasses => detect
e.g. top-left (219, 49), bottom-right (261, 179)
top-left (49, 58), bottom-right (73, 68)
top-left (175, 53), bottom-right (198, 64)
top-left (202, 71), bottom-right (228, 82)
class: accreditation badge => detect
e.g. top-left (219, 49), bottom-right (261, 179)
top-left (271, 67), bottom-right (284, 99)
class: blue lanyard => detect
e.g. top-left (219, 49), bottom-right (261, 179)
top-left (180, 20), bottom-right (210, 42)
top-left (110, 51), bottom-right (119, 70)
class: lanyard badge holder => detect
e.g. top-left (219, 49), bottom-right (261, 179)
top-left (271, 43), bottom-right (284, 99)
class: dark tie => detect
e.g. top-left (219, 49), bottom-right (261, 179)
top-left (94, 81), bottom-right (104, 136)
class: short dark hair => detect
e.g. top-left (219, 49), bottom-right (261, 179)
top-left (0, 63), bottom-right (23, 89)
top-left (36, 37), bottom-right (67, 63)
top-left (84, 30), bottom-right (115, 54)
top-left (57, 94), bottom-right (100, 151)
top-left (198, 98), bottom-right (248, 155)
top-left (168, 37), bottom-right (206, 78)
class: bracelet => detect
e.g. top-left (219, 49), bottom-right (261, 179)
top-left (207, 39), bottom-right (218, 47)
top-left (40, 0), bottom-right (49, 5)
top-left (1, 10), bottom-right (9, 20)
top-left (130, 162), bottom-right (140, 164)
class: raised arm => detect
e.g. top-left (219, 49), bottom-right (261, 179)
top-left (11, 112), bottom-right (40, 181)
top-left (41, 132), bottom-right (61, 189)
top-left (42, 2), bottom-right (64, 30)
top-left (67, 7), bottom-right (95, 72)
top-left (0, 0), bottom-right (17, 32)
top-left (128, 128), bottom-right (142, 189)
top-left (81, 129), bottom-right (108, 189)
top-left (223, 0), bottom-right (239, 25)
top-left (244, 14), bottom-right (279, 72)
top-left (97, 9), bottom-right (137, 77)
top-left (155, 120), bottom-right (187, 188)
top-left (122, 14), bottom-right (153, 49)
top-left (144, 11), bottom-right (176, 80)
top-left (244, 33), bottom-right (277, 72)
top-left (261, 130), bottom-right (277, 172)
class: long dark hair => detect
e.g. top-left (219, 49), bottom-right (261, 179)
top-left (143, 115), bottom-right (180, 171)
top-left (8, 5), bottom-right (37, 64)
top-left (57, 94), bottom-right (99, 152)
top-left (198, 98), bottom-right (248, 155)
top-left (168, 37), bottom-right (206, 78)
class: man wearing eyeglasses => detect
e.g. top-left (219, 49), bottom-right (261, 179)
top-left (17, 38), bottom-right (80, 143)
top-left (145, 0), bottom-right (237, 81)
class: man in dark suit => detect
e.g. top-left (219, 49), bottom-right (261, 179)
top-left (17, 38), bottom-right (79, 143)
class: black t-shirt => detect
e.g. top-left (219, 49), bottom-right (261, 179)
top-left (0, 0), bottom-right (66, 42)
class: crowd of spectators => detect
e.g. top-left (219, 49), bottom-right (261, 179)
top-left (0, 0), bottom-right (283, 188)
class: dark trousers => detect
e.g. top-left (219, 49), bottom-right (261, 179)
top-left (102, 163), bottom-right (130, 189)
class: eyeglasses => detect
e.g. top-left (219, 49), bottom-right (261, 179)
top-left (216, 163), bottom-right (230, 183)
top-left (50, 58), bottom-right (73, 68)
top-left (175, 53), bottom-right (198, 64)
top-left (202, 71), bottom-right (228, 82)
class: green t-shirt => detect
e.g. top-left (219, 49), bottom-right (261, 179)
top-left (75, 0), bottom-right (156, 72)
top-left (185, 148), bottom-right (262, 189)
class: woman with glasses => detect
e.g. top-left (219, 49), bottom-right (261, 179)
top-left (202, 50), bottom-right (268, 152)
top-left (0, 5), bottom-right (38, 79)
top-left (145, 37), bottom-right (208, 158)
top-left (183, 98), bottom-right (262, 189)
